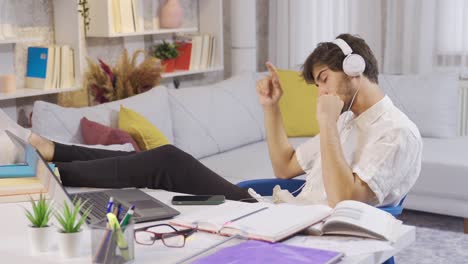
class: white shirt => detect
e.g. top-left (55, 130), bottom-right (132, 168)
top-left (288, 96), bottom-right (422, 206)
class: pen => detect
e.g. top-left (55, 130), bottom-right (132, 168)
top-left (118, 206), bottom-right (124, 221)
top-left (115, 203), bottom-right (122, 221)
top-left (224, 206), bottom-right (269, 225)
top-left (120, 205), bottom-right (135, 229)
top-left (112, 203), bottom-right (120, 217)
top-left (106, 197), bottom-right (114, 214)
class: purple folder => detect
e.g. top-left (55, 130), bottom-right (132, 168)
top-left (192, 240), bottom-right (343, 264)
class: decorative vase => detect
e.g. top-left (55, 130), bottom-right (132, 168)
top-left (162, 59), bottom-right (176, 72)
top-left (28, 225), bottom-right (53, 254)
top-left (160, 0), bottom-right (184, 29)
top-left (57, 230), bottom-right (83, 258)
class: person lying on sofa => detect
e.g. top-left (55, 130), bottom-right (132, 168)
top-left (0, 33), bottom-right (422, 207)
top-left (257, 33), bottom-right (422, 207)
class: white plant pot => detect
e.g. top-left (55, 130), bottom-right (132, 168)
top-left (28, 225), bottom-right (53, 254)
top-left (57, 230), bottom-right (83, 258)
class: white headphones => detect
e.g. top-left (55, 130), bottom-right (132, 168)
top-left (333, 38), bottom-right (366, 77)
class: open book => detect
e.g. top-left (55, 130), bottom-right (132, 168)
top-left (304, 200), bottom-right (402, 242)
top-left (170, 200), bottom-right (402, 243)
top-left (170, 202), bottom-right (331, 243)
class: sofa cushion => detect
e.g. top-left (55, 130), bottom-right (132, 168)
top-left (378, 72), bottom-right (459, 138)
top-left (277, 69), bottom-right (320, 137)
top-left (118, 106), bottom-right (169, 150)
top-left (32, 86), bottom-right (173, 144)
top-left (410, 137), bottom-right (468, 200)
top-left (80, 117), bottom-right (141, 151)
top-left (169, 73), bottom-right (265, 159)
top-left (200, 137), bottom-right (309, 184)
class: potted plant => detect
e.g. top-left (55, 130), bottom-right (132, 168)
top-left (55, 198), bottom-right (91, 258)
top-left (24, 194), bottom-right (54, 254)
top-left (153, 41), bottom-right (179, 73)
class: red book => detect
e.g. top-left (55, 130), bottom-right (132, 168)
top-left (175, 41), bottom-right (192, 71)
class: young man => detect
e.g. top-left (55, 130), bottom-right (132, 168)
top-left (257, 33), bottom-right (422, 207)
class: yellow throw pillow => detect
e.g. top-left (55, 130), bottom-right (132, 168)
top-left (118, 106), bottom-right (169, 151)
top-left (277, 69), bottom-right (320, 137)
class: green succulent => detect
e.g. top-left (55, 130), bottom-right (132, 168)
top-left (24, 193), bottom-right (53, 228)
top-left (153, 41), bottom-right (179, 60)
top-left (55, 198), bottom-right (91, 233)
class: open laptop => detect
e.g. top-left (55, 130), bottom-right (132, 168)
top-left (5, 130), bottom-right (180, 224)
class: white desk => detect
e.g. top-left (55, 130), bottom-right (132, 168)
top-left (0, 189), bottom-right (415, 264)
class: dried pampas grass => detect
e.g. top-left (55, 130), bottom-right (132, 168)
top-left (84, 49), bottom-right (162, 105)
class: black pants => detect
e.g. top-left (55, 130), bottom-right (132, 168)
top-left (53, 143), bottom-right (252, 201)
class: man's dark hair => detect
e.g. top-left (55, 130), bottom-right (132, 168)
top-left (302, 33), bottom-right (379, 84)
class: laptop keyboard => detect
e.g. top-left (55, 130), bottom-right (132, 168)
top-left (70, 192), bottom-right (141, 222)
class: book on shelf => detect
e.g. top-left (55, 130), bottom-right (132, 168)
top-left (177, 33), bottom-right (216, 71)
top-left (59, 45), bottom-right (75, 88)
top-left (175, 41), bottom-right (192, 70)
top-left (170, 200), bottom-right (402, 243)
top-left (25, 45), bottom-right (75, 90)
top-left (52, 46), bottom-right (61, 89)
top-left (112, 0), bottom-right (122, 33)
top-left (25, 47), bottom-right (53, 90)
top-left (110, 0), bottom-right (143, 34)
top-left (131, 0), bottom-right (144, 32)
top-left (120, 0), bottom-right (135, 33)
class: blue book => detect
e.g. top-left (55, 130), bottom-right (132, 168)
top-left (25, 46), bottom-right (53, 89)
top-left (0, 144), bottom-right (55, 178)
top-left (0, 164), bottom-right (35, 178)
top-left (0, 163), bottom-right (56, 179)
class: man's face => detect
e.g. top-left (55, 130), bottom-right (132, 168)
top-left (312, 65), bottom-right (355, 113)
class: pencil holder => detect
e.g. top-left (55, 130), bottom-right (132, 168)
top-left (90, 219), bottom-right (135, 264)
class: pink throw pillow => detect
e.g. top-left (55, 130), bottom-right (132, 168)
top-left (80, 117), bottom-right (141, 152)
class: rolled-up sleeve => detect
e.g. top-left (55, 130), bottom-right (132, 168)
top-left (352, 128), bottom-right (421, 205)
top-left (295, 135), bottom-right (321, 172)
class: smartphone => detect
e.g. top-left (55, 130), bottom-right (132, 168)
top-left (171, 195), bottom-right (226, 205)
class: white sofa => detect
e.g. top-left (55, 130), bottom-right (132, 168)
top-left (31, 72), bottom-right (468, 227)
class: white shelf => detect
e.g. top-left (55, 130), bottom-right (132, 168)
top-left (0, 38), bottom-right (41, 45)
top-left (161, 66), bottom-right (224, 78)
top-left (87, 27), bottom-right (198, 38)
top-left (0, 87), bottom-right (81, 101)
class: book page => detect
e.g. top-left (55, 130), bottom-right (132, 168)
top-left (322, 200), bottom-right (402, 242)
top-left (170, 202), bottom-right (271, 233)
top-left (222, 204), bottom-right (332, 242)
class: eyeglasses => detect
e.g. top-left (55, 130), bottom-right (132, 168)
top-left (134, 224), bottom-right (196, 248)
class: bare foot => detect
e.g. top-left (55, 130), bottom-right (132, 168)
top-left (29, 133), bottom-right (55, 161)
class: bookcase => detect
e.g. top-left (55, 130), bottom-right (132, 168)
top-left (0, 0), bottom-right (224, 102)
top-left (0, 0), bottom-right (83, 102)
top-left (85, 0), bottom-right (224, 80)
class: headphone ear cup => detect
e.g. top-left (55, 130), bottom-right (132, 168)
top-left (343, 54), bottom-right (365, 77)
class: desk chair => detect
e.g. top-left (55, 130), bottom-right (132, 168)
top-left (237, 179), bottom-right (406, 264)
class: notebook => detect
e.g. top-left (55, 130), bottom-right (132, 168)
top-left (170, 202), bottom-right (331, 243)
top-left (191, 240), bottom-right (343, 264)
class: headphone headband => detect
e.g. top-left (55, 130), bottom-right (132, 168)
top-left (333, 38), bottom-right (353, 56)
